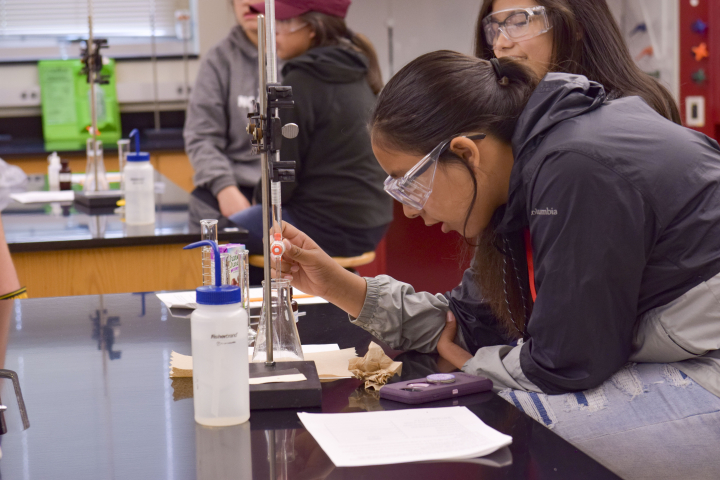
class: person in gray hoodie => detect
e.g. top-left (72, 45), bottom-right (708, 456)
top-left (184, 0), bottom-right (265, 224)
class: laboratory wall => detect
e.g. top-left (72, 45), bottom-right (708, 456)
top-left (0, 0), bottom-right (483, 118)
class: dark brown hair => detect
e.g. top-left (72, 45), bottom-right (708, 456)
top-left (475, 0), bottom-right (681, 124)
top-left (300, 12), bottom-right (383, 95)
top-left (371, 51), bottom-right (538, 337)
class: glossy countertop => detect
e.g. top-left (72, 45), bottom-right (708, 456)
top-left (1, 174), bottom-right (246, 252)
top-left (0, 294), bottom-right (620, 479)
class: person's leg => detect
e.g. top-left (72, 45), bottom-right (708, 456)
top-left (227, 205), bottom-right (265, 254)
top-left (189, 185), bottom-right (256, 231)
top-left (498, 363), bottom-right (720, 480)
top-left (229, 207), bottom-right (297, 285)
top-left (286, 208), bottom-right (390, 258)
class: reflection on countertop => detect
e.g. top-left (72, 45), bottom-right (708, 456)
top-left (0, 294), bottom-right (619, 479)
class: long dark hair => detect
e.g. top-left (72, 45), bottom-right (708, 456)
top-left (299, 12), bottom-right (383, 95)
top-left (474, 0), bottom-right (681, 124)
top-left (371, 51), bottom-right (537, 337)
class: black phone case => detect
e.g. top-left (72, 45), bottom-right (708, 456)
top-left (379, 373), bottom-right (493, 404)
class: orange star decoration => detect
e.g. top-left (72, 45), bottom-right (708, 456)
top-left (692, 42), bottom-right (709, 62)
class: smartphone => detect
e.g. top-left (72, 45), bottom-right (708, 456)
top-left (379, 373), bottom-right (493, 405)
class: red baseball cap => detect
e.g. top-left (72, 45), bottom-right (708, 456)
top-left (249, 0), bottom-right (351, 20)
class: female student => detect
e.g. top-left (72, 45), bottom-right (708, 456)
top-left (475, 0), bottom-right (681, 123)
top-left (184, 0), bottom-right (265, 224)
top-left (231, 0), bottom-right (392, 259)
top-left (275, 52), bottom-right (720, 479)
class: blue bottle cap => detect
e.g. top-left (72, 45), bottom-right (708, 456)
top-left (196, 285), bottom-right (241, 305)
top-left (183, 240), bottom-right (241, 305)
top-left (127, 129), bottom-right (150, 162)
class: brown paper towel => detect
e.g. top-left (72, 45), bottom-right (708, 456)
top-left (169, 348), bottom-right (358, 381)
top-left (348, 342), bottom-right (402, 390)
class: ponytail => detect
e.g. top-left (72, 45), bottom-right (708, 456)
top-left (348, 32), bottom-right (383, 95)
top-left (300, 12), bottom-right (384, 95)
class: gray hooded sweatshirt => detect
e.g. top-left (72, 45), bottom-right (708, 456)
top-left (184, 26), bottom-right (263, 195)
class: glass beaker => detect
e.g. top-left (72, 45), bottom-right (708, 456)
top-left (200, 219), bottom-right (218, 286)
top-left (252, 279), bottom-right (304, 362)
top-left (84, 138), bottom-right (109, 192)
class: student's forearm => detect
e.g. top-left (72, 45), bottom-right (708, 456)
top-left (437, 342), bottom-right (473, 370)
top-left (324, 268), bottom-right (367, 319)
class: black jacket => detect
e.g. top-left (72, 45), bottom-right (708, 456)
top-left (449, 73), bottom-right (720, 394)
top-left (277, 46), bottom-right (393, 230)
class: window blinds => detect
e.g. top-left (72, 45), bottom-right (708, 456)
top-left (0, 0), bottom-right (179, 38)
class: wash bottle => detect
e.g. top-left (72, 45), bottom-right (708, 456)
top-left (183, 240), bottom-right (249, 426)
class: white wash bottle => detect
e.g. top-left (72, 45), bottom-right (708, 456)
top-left (183, 240), bottom-right (249, 426)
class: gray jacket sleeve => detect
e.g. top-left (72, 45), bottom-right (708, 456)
top-left (183, 55), bottom-right (236, 196)
top-left (462, 343), bottom-right (542, 392)
top-left (350, 275), bottom-right (451, 353)
top-left (350, 275), bottom-right (542, 392)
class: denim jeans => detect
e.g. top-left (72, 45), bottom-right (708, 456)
top-left (227, 205), bottom-right (296, 255)
top-left (499, 363), bottom-right (720, 480)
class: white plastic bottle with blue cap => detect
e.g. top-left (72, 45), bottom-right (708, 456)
top-left (124, 129), bottom-right (156, 225)
top-left (184, 240), bottom-right (249, 426)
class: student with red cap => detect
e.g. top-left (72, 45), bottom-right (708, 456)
top-left (229, 0), bottom-right (392, 269)
top-left (184, 1), bottom-right (266, 226)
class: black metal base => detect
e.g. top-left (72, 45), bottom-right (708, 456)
top-left (74, 190), bottom-right (123, 208)
top-left (249, 361), bottom-right (322, 410)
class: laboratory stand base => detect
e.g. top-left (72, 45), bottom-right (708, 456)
top-left (249, 361), bottom-right (322, 410)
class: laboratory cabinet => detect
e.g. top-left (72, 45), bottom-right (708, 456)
top-left (2, 172), bottom-right (244, 298)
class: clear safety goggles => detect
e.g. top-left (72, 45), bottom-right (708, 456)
top-left (276, 19), bottom-right (309, 35)
top-left (383, 133), bottom-right (486, 211)
top-left (482, 6), bottom-right (552, 47)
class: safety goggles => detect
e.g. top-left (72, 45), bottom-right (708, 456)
top-left (276, 19), bottom-right (309, 35)
top-left (383, 133), bottom-right (486, 210)
top-left (481, 6), bottom-right (552, 47)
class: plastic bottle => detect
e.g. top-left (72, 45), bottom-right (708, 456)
top-left (184, 240), bottom-right (249, 426)
top-left (124, 129), bottom-right (155, 225)
top-left (47, 152), bottom-right (61, 191)
top-left (59, 160), bottom-right (72, 191)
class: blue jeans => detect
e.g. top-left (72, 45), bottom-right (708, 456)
top-left (227, 205), bottom-right (296, 255)
top-left (499, 363), bottom-right (720, 479)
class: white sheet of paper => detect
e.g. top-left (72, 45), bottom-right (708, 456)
top-left (246, 344), bottom-right (339, 356)
top-left (157, 288), bottom-right (327, 310)
top-left (170, 345), bottom-right (354, 381)
top-left (156, 291), bottom-right (198, 310)
top-left (297, 407), bottom-right (513, 467)
top-left (249, 373), bottom-right (307, 385)
top-left (11, 191), bottom-right (75, 204)
top-left (248, 287), bottom-right (328, 308)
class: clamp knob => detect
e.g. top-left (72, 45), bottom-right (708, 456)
top-left (282, 123), bottom-right (299, 139)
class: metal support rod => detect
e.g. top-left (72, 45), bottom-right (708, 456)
top-left (87, 0), bottom-right (99, 192)
top-left (150, 1), bottom-right (161, 131)
top-left (265, 0), bottom-right (278, 83)
top-left (257, 15), bottom-right (274, 366)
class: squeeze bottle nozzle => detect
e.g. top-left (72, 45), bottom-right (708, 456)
top-left (185, 240), bottom-right (222, 287)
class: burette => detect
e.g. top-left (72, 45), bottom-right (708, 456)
top-left (247, 0), bottom-right (299, 366)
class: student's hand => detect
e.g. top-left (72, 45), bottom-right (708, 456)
top-left (217, 185), bottom-right (251, 217)
top-left (437, 311), bottom-right (473, 369)
top-left (278, 222), bottom-right (367, 318)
